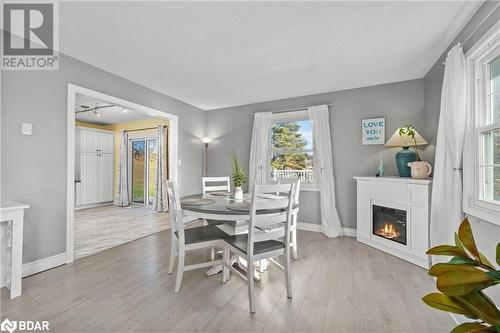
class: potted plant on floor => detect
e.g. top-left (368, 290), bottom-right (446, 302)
top-left (229, 151), bottom-right (247, 200)
top-left (422, 218), bottom-right (500, 332)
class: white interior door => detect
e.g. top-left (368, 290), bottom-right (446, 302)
top-left (80, 152), bottom-right (98, 205)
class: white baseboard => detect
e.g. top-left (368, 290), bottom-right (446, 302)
top-left (342, 227), bottom-right (357, 237)
top-left (297, 222), bottom-right (322, 232)
top-left (296, 222), bottom-right (357, 237)
top-left (22, 252), bottom-right (67, 277)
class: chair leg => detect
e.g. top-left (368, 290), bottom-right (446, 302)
top-left (247, 257), bottom-right (256, 313)
top-left (291, 228), bottom-right (298, 260)
top-left (222, 247), bottom-right (230, 283)
top-left (168, 236), bottom-right (176, 274)
top-left (284, 247), bottom-right (292, 299)
top-left (210, 246), bottom-right (216, 261)
top-left (174, 245), bottom-right (185, 293)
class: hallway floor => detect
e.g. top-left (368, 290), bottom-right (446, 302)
top-left (74, 205), bottom-right (170, 259)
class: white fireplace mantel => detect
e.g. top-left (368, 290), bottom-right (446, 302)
top-left (354, 176), bottom-right (432, 268)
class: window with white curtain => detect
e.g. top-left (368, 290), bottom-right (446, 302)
top-left (268, 110), bottom-right (317, 189)
top-left (464, 23), bottom-right (500, 225)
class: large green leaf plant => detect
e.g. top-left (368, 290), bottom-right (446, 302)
top-left (422, 218), bottom-right (500, 333)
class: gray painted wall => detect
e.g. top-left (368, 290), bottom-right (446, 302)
top-left (423, 1), bottom-right (500, 304)
top-left (1, 53), bottom-right (205, 264)
top-left (205, 79), bottom-right (425, 229)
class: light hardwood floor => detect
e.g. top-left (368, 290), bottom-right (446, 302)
top-left (1, 230), bottom-right (453, 332)
top-left (74, 205), bottom-right (170, 259)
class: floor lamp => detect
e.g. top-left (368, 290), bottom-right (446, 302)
top-left (200, 137), bottom-right (213, 176)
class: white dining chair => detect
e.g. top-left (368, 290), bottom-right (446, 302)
top-left (222, 183), bottom-right (295, 313)
top-left (202, 176), bottom-right (231, 193)
top-left (201, 176), bottom-right (231, 261)
top-left (166, 181), bottom-right (228, 292)
top-left (291, 179), bottom-right (300, 259)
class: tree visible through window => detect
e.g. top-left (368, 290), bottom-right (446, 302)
top-left (270, 116), bottom-right (314, 184)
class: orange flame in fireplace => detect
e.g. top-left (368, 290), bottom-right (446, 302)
top-left (377, 222), bottom-right (400, 239)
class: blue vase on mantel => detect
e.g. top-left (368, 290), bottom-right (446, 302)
top-left (395, 147), bottom-right (417, 177)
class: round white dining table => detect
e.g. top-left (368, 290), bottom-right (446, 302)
top-left (180, 192), bottom-right (286, 277)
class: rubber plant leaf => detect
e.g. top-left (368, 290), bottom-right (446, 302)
top-left (480, 253), bottom-right (497, 270)
top-left (486, 271), bottom-right (500, 282)
top-left (437, 269), bottom-right (495, 296)
top-left (497, 243), bottom-right (500, 266)
top-left (422, 293), bottom-right (472, 316)
top-left (429, 263), bottom-right (483, 277)
top-left (458, 291), bottom-right (500, 325)
top-left (427, 245), bottom-right (468, 257)
top-left (449, 256), bottom-right (479, 266)
top-left (455, 233), bottom-right (466, 250)
top-left (451, 322), bottom-right (496, 333)
top-left (458, 218), bottom-right (481, 261)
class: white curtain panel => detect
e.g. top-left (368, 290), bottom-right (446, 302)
top-left (430, 44), bottom-right (467, 249)
top-left (249, 112), bottom-right (272, 188)
top-left (118, 130), bottom-right (130, 207)
top-left (154, 125), bottom-right (167, 212)
top-left (308, 105), bottom-right (343, 238)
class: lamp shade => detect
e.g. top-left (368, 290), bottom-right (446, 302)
top-left (385, 129), bottom-right (428, 147)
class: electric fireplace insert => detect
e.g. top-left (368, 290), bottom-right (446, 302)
top-left (372, 205), bottom-right (407, 245)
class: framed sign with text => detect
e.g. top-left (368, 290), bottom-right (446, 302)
top-left (362, 117), bottom-right (385, 145)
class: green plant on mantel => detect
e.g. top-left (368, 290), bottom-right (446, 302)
top-left (399, 125), bottom-right (422, 161)
top-left (229, 151), bottom-right (247, 187)
top-left (422, 218), bottom-right (500, 333)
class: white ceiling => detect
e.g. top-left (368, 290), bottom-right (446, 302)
top-left (60, 1), bottom-right (482, 110)
top-left (75, 94), bottom-right (154, 125)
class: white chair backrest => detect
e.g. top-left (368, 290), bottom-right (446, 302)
top-left (247, 183), bottom-right (296, 256)
top-left (293, 179), bottom-right (301, 205)
top-left (165, 181), bottom-right (185, 239)
top-left (202, 176), bottom-right (231, 193)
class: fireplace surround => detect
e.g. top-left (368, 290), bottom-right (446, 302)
top-left (354, 176), bottom-right (432, 268)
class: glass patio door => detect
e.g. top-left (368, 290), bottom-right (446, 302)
top-left (131, 138), bottom-right (158, 205)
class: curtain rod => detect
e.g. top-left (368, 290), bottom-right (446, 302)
top-left (252, 103), bottom-right (333, 115)
top-left (124, 125), bottom-right (167, 133)
top-left (442, 2), bottom-right (500, 66)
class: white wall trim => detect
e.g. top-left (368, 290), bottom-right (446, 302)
top-left (297, 222), bottom-right (322, 232)
top-left (22, 253), bottom-right (67, 278)
top-left (342, 227), bottom-right (357, 237)
top-left (296, 222), bottom-right (357, 237)
top-left (67, 83), bottom-right (179, 264)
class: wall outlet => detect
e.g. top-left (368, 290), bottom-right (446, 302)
top-left (178, 159), bottom-right (182, 166)
top-left (22, 123), bottom-right (32, 135)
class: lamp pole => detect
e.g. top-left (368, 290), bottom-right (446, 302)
top-left (200, 137), bottom-right (213, 176)
top-left (203, 142), bottom-right (209, 176)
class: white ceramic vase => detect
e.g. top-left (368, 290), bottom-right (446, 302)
top-left (234, 186), bottom-right (243, 200)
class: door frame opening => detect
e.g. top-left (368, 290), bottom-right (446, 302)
top-left (66, 83), bottom-right (178, 263)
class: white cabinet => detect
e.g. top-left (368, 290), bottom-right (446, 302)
top-left (97, 153), bottom-right (114, 202)
top-left (354, 176), bottom-right (432, 269)
top-left (80, 152), bottom-right (98, 205)
top-left (80, 129), bottom-right (114, 154)
top-left (76, 128), bottom-right (114, 207)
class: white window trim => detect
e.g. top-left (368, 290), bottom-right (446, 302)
top-left (268, 110), bottom-right (319, 191)
top-left (464, 21), bottom-right (500, 226)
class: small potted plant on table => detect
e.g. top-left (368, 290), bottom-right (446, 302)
top-left (229, 152), bottom-right (247, 200)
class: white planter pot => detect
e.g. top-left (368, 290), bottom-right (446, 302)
top-left (234, 186), bottom-right (243, 200)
